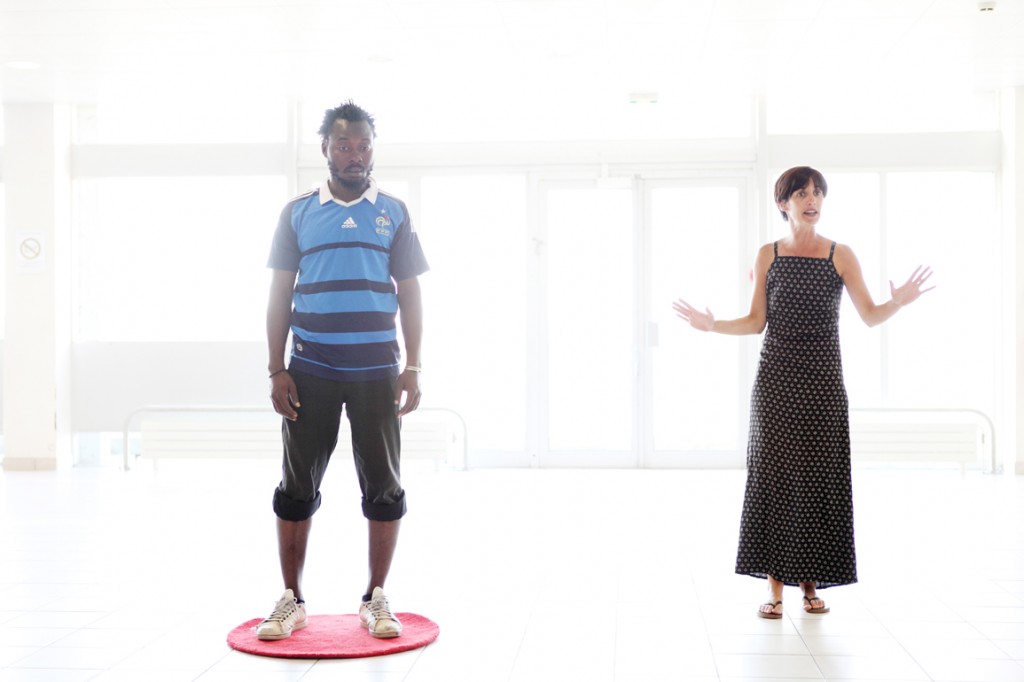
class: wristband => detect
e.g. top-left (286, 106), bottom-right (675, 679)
top-left (405, 365), bottom-right (422, 373)
top-left (269, 369), bottom-right (288, 378)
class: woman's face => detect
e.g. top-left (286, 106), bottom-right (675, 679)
top-left (779, 180), bottom-right (825, 226)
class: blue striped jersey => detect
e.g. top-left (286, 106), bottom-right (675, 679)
top-left (268, 179), bottom-right (429, 382)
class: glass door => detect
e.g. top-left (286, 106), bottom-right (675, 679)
top-left (644, 179), bottom-right (750, 467)
top-left (535, 176), bottom-right (750, 467)
top-left (536, 181), bottom-right (638, 466)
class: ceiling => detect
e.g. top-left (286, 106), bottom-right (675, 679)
top-left (1, 0), bottom-right (1023, 110)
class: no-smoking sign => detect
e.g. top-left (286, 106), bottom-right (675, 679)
top-left (15, 231), bottom-right (46, 273)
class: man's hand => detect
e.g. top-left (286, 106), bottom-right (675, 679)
top-left (270, 371), bottom-right (300, 421)
top-left (394, 369), bottom-right (421, 417)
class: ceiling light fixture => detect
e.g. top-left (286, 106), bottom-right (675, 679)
top-left (628, 92), bottom-right (659, 104)
top-left (977, 1), bottom-right (995, 11)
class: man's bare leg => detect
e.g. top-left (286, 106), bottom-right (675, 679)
top-left (278, 517), bottom-right (312, 601)
top-left (366, 519), bottom-right (400, 596)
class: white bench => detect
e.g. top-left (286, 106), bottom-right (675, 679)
top-left (122, 405), bottom-right (467, 471)
top-left (849, 408), bottom-right (996, 473)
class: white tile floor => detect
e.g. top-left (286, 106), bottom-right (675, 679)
top-left (1, 459), bottom-right (1022, 681)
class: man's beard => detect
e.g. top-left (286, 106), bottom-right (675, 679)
top-left (329, 160), bottom-right (373, 192)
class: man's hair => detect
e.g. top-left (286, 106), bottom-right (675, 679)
top-left (774, 166), bottom-right (828, 221)
top-left (318, 100), bottom-right (376, 141)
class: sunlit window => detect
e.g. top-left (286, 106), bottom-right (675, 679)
top-left (766, 169), bottom-right (997, 421)
top-left (418, 174), bottom-right (528, 453)
top-left (73, 176), bottom-right (288, 341)
top-left (885, 171), bottom-right (996, 418)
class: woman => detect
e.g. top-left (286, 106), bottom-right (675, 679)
top-left (673, 167), bottom-right (933, 618)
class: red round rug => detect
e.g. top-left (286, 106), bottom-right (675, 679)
top-left (227, 613), bottom-right (439, 659)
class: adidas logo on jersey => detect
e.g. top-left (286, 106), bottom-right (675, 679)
top-left (341, 217), bottom-right (358, 229)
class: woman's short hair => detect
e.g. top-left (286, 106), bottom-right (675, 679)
top-left (774, 166), bottom-right (828, 221)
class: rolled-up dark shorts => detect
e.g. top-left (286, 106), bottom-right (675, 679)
top-left (272, 370), bottom-right (405, 522)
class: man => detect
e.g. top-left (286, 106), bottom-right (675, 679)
top-left (256, 101), bottom-right (428, 641)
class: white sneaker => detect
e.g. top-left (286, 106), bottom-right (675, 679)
top-left (358, 587), bottom-right (403, 639)
top-left (256, 588), bottom-right (308, 640)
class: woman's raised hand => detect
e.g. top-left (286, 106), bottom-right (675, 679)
top-left (673, 298), bottom-right (715, 332)
top-left (890, 265), bottom-right (935, 308)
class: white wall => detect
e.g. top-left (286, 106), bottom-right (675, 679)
top-left (1, 104), bottom-right (71, 470)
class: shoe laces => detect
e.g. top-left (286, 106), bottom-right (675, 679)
top-left (366, 595), bottom-right (395, 621)
top-left (266, 596), bottom-right (299, 623)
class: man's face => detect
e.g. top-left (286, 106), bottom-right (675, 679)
top-left (323, 119), bottom-right (375, 193)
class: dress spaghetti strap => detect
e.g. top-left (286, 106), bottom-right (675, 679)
top-left (773, 241), bottom-right (779, 257)
top-left (828, 241), bottom-right (836, 261)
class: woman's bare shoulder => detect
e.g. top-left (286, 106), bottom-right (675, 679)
top-left (752, 242), bottom-right (775, 267)
top-left (832, 241), bottom-right (858, 260)
top-left (831, 242), bottom-right (862, 277)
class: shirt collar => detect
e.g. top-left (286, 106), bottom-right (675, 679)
top-left (319, 177), bottom-right (378, 207)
